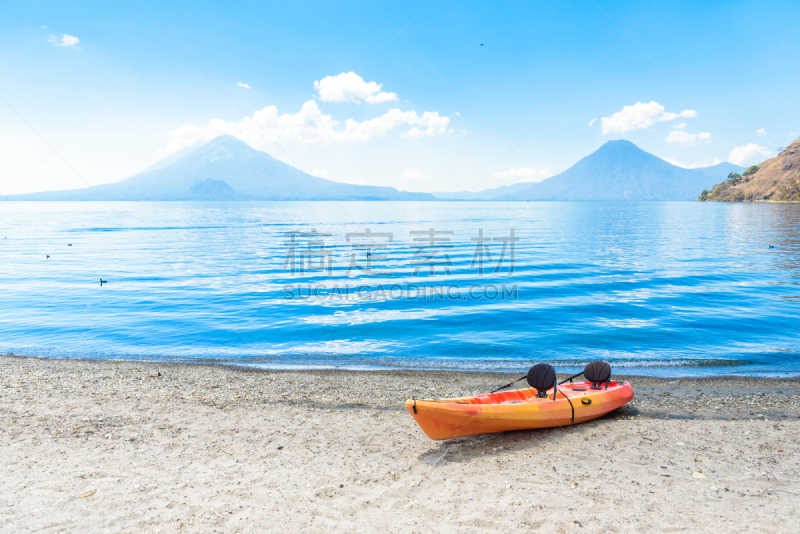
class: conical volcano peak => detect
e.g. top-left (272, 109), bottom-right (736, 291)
top-left (590, 139), bottom-right (656, 161)
top-left (491, 140), bottom-right (741, 200)
top-left (597, 139), bottom-right (639, 150)
top-left (198, 135), bottom-right (254, 151)
top-left (186, 135), bottom-right (266, 162)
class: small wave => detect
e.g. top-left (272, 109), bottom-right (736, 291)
top-left (71, 226), bottom-right (228, 232)
top-left (302, 309), bottom-right (439, 326)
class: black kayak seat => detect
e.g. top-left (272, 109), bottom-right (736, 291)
top-left (584, 360), bottom-right (612, 390)
top-left (527, 363), bottom-right (556, 398)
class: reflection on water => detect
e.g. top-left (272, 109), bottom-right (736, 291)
top-left (1, 201), bottom-right (799, 376)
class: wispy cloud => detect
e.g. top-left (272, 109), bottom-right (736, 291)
top-left (729, 143), bottom-right (770, 166)
top-left (314, 72), bottom-right (398, 104)
top-left (755, 127), bottom-right (765, 135)
top-left (237, 82), bottom-right (251, 89)
top-left (588, 118), bottom-right (596, 127)
top-left (665, 130), bottom-right (712, 145)
top-left (601, 101), bottom-right (696, 134)
top-left (48, 34), bottom-right (79, 47)
top-left (664, 157), bottom-right (720, 169)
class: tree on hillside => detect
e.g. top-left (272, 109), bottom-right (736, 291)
top-left (743, 165), bottom-right (759, 176)
top-left (724, 171), bottom-right (755, 186)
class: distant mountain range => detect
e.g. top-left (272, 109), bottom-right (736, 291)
top-left (444, 140), bottom-right (742, 201)
top-left (12, 136), bottom-right (435, 201)
top-left (10, 136), bottom-right (742, 201)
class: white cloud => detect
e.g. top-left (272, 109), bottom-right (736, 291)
top-left (237, 82), bottom-right (251, 89)
top-left (162, 100), bottom-right (449, 155)
top-left (660, 109), bottom-right (698, 121)
top-left (673, 122), bottom-right (687, 129)
top-left (790, 132), bottom-right (798, 137)
top-left (48, 34), bottom-right (79, 47)
top-left (728, 143), bottom-right (771, 166)
top-left (491, 167), bottom-right (552, 186)
top-left (755, 128), bottom-right (765, 135)
top-left (400, 169), bottom-right (428, 181)
top-left (601, 101), bottom-right (697, 134)
top-left (664, 157), bottom-right (720, 169)
top-left (314, 72), bottom-right (398, 104)
top-left (455, 112), bottom-right (460, 116)
top-left (588, 118), bottom-right (596, 127)
top-left (309, 168), bottom-right (331, 179)
top-left (400, 111), bottom-right (450, 140)
top-left (665, 130), bottom-right (712, 145)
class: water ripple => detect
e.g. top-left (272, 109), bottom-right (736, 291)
top-left (1, 200), bottom-right (800, 376)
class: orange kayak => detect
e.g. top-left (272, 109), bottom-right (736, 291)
top-left (405, 380), bottom-right (634, 440)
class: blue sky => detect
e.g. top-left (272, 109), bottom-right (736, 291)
top-left (2, 0), bottom-right (799, 195)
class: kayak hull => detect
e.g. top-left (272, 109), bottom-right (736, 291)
top-left (406, 381), bottom-right (633, 440)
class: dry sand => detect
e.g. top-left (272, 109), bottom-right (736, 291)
top-left (2, 356), bottom-right (799, 533)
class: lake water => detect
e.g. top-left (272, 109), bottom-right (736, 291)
top-left (2, 201), bottom-right (799, 376)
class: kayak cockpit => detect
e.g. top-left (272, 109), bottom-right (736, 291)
top-left (435, 380), bottom-right (624, 406)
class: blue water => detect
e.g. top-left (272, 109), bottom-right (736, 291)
top-left (1, 201), bottom-right (800, 376)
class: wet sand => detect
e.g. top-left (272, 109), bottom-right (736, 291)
top-left (2, 356), bottom-right (799, 533)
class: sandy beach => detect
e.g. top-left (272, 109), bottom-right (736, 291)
top-left (2, 356), bottom-right (799, 533)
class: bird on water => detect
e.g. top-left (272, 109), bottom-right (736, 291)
top-left (100, 279), bottom-right (108, 286)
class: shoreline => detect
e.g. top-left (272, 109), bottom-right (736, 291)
top-left (6, 354), bottom-right (800, 421)
top-left (6, 352), bottom-right (800, 379)
top-left (3, 355), bottom-right (799, 532)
